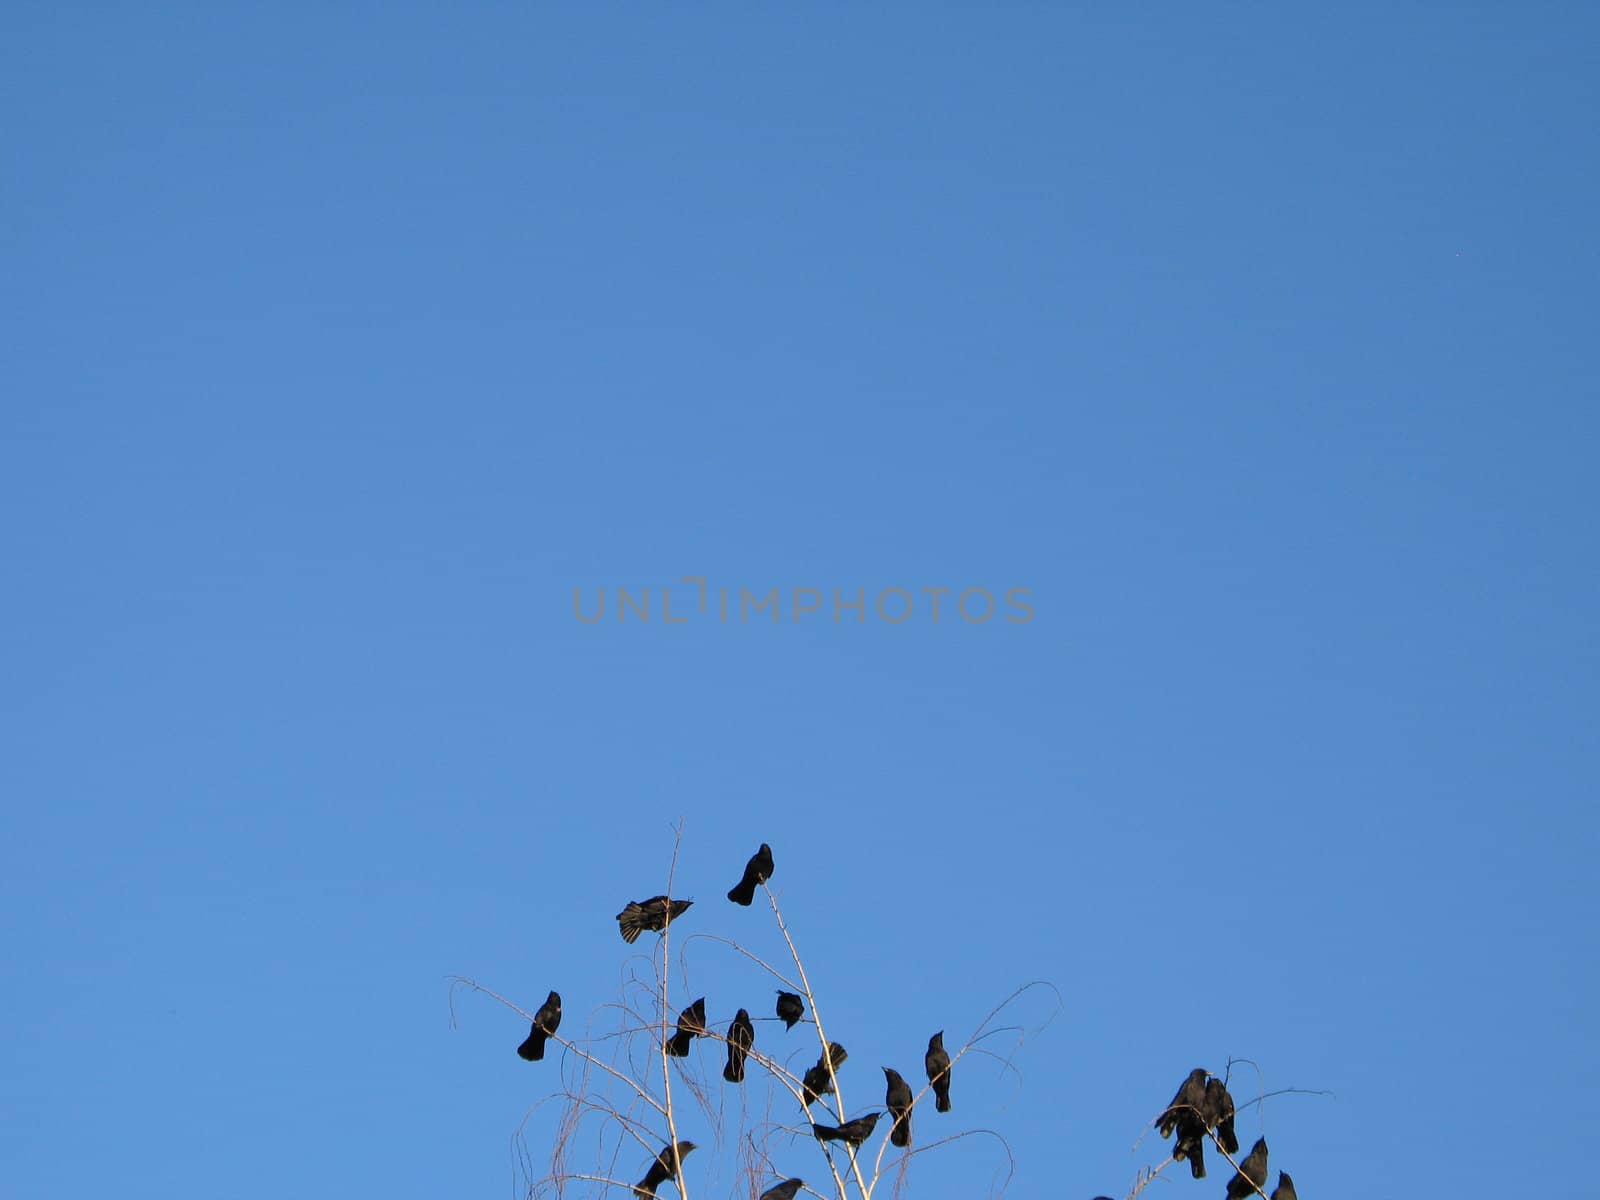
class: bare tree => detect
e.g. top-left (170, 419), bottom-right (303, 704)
top-left (450, 827), bottom-right (1318, 1200)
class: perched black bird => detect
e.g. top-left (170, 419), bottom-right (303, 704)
top-left (1157, 1068), bottom-right (1209, 1139)
top-left (617, 896), bottom-right (694, 944)
top-left (723, 1008), bottom-right (755, 1083)
top-left (664, 997), bottom-right (707, 1057)
top-left (1172, 1108), bottom-right (1207, 1179)
top-left (1269, 1172), bottom-right (1296, 1200)
top-left (776, 991), bottom-right (805, 1030)
top-left (883, 1067), bottom-right (913, 1147)
top-left (727, 843), bottom-right (774, 905)
top-left (1204, 1077), bottom-right (1239, 1155)
top-left (811, 1112), bottom-right (881, 1148)
top-left (634, 1140), bottom-right (697, 1198)
top-left (802, 1042), bottom-right (849, 1105)
top-left (758, 1180), bottom-right (803, 1200)
top-left (516, 990), bottom-right (562, 1062)
top-left (925, 1031), bottom-right (952, 1113)
top-left (1225, 1138), bottom-right (1269, 1200)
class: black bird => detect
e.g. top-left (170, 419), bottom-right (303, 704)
top-left (723, 1007), bottom-right (755, 1083)
top-left (882, 1067), bottom-right (913, 1147)
top-left (1204, 1077), bottom-right (1239, 1155)
top-left (1157, 1068), bottom-right (1209, 1139)
top-left (811, 1112), bottom-right (881, 1148)
top-left (617, 896), bottom-right (694, 944)
top-left (776, 991), bottom-right (805, 1030)
top-left (925, 1031), bottom-right (952, 1113)
top-left (634, 1140), bottom-right (697, 1198)
top-left (727, 843), bottom-right (774, 905)
top-left (1172, 1108), bottom-right (1207, 1178)
top-left (1269, 1171), bottom-right (1295, 1200)
top-left (1225, 1138), bottom-right (1269, 1200)
top-left (802, 1042), bottom-right (848, 1105)
top-left (516, 990), bottom-right (562, 1062)
top-left (665, 997), bottom-right (707, 1057)
top-left (758, 1180), bottom-right (804, 1200)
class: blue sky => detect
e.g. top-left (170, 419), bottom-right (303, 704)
top-left (3, 4), bottom-right (1597, 1198)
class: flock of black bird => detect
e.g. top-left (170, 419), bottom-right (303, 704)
top-left (512, 845), bottom-right (1302, 1199)
top-left (510, 843), bottom-right (957, 1200)
top-left (1139, 1068), bottom-right (1298, 1200)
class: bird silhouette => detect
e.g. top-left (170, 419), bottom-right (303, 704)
top-left (633, 1141), bottom-right (696, 1198)
top-left (516, 991), bottom-right (561, 1062)
top-left (776, 991), bottom-right (804, 1030)
top-left (723, 1008), bottom-right (754, 1083)
top-left (664, 997), bottom-right (707, 1057)
top-left (811, 1113), bottom-right (881, 1148)
top-left (1205, 1077), bottom-right (1239, 1155)
top-left (616, 896), bottom-right (693, 943)
top-left (925, 1031), bottom-right (952, 1113)
top-left (802, 1042), bottom-right (848, 1105)
top-left (727, 843), bottom-right (774, 905)
top-left (1157, 1068), bottom-right (1208, 1139)
top-left (883, 1067), bottom-right (913, 1147)
top-left (1225, 1139), bottom-right (1269, 1200)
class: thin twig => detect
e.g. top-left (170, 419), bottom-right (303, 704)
top-left (763, 883), bottom-right (855, 1200)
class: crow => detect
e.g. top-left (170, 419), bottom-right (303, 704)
top-left (1204, 1077), bottom-right (1239, 1155)
top-left (802, 1042), bottom-right (848, 1105)
top-left (1225, 1138), bottom-right (1269, 1200)
top-left (723, 1007), bottom-right (754, 1083)
top-left (758, 1180), bottom-right (804, 1200)
top-left (665, 997), bottom-right (707, 1057)
top-left (617, 896), bottom-right (693, 943)
top-left (776, 991), bottom-right (805, 1030)
top-left (1157, 1068), bottom-right (1209, 1139)
top-left (634, 1140), bottom-right (697, 1198)
top-left (883, 1067), bottom-right (913, 1147)
top-left (516, 991), bottom-right (562, 1062)
top-left (1269, 1172), bottom-right (1296, 1200)
top-left (727, 843), bottom-right (774, 905)
top-left (925, 1031), bottom-right (952, 1113)
top-left (811, 1113), bottom-right (881, 1148)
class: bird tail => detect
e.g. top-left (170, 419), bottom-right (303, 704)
top-left (934, 1082), bottom-right (951, 1113)
top-left (1177, 1139), bottom-right (1209, 1184)
top-left (890, 1115), bottom-right (910, 1148)
top-left (617, 905), bottom-right (645, 943)
top-left (517, 1032), bottom-right (546, 1062)
top-left (727, 880), bottom-right (755, 905)
top-left (724, 1056), bottom-right (745, 1084)
top-left (1217, 1117), bottom-right (1239, 1155)
top-left (632, 1182), bottom-right (657, 1200)
top-left (665, 1032), bottom-right (692, 1057)
top-left (811, 1123), bottom-right (840, 1142)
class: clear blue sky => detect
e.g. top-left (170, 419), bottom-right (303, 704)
top-left (3, 5), bottom-right (1596, 1198)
